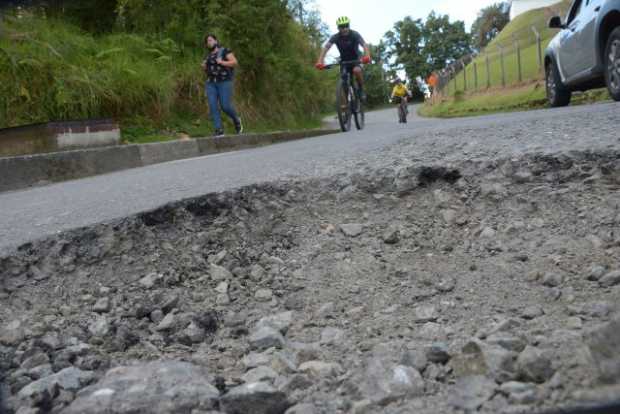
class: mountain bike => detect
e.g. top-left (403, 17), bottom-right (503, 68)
top-left (321, 60), bottom-right (365, 132)
top-left (392, 96), bottom-right (408, 123)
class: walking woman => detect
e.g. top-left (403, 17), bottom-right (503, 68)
top-left (201, 34), bottom-right (243, 136)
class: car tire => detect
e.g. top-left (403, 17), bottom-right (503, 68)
top-left (604, 27), bottom-right (620, 101)
top-left (546, 59), bottom-right (571, 107)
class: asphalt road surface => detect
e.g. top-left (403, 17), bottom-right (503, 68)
top-left (1, 102), bottom-right (618, 254)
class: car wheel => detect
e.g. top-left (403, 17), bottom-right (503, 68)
top-left (604, 27), bottom-right (620, 101)
top-left (546, 59), bottom-right (571, 107)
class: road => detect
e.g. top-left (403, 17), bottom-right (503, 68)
top-left (1, 102), bottom-right (619, 254)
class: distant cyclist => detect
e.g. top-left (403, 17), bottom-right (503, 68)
top-left (390, 78), bottom-right (411, 103)
top-left (315, 16), bottom-right (371, 101)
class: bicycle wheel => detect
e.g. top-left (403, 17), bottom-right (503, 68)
top-left (336, 78), bottom-right (351, 132)
top-left (353, 87), bottom-right (365, 130)
top-left (398, 103), bottom-right (405, 123)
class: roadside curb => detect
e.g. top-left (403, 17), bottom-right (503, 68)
top-left (0, 129), bottom-right (339, 192)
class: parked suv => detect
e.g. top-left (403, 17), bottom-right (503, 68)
top-left (545, 0), bottom-right (620, 106)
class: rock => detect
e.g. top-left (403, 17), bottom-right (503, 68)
top-left (0, 320), bottom-right (25, 346)
top-left (215, 282), bottom-right (229, 294)
top-left (20, 353), bottom-right (50, 370)
top-left (451, 339), bottom-right (517, 383)
top-left (210, 264), bottom-right (233, 281)
top-left (521, 305), bottom-right (544, 320)
top-left (216, 293), bottom-right (231, 305)
top-left (278, 374), bottom-right (313, 393)
top-left (249, 327), bottom-right (285, 351)
top-left (320, 327), bottom-right (345, 346)
top-left (28, 364), bottom-right (54, 380)
top-left (425, 343), bottom-right (451, 364)
top-left (88, 316), bottom-right (111, 337)
top-left (441, 209), bottom-right (458, 224)
top-left (138, 272), bottom-right (162, 289)
top-left (155, 313), bottom-right (177, 332)
top-left (288, 342), bottom-right (321, 364)
top-left (361, 361), bottom-right (425, 406)
top-left (182, 321), bottom-right (206, 344)
top-left (150, 309), bottom-right (164, 324)
top-left (499, 381), bottom-right (538, 404)
top-left (209, 249), bottom-right (227, 264)
top-left (298, 361), bottom-right (343, 379)
top-left (542, 273), bottom-right (564, 287)
top-left (480, 227), bottom-right (497, 239)
top-left (413, 305), bottom-right (439, 323)
top-left (255, 289), bottom-right (274, 302)
top-left (400, 349), bottom-right (429, 372)
top-left (63, 361), bottom-right (218, 414)
top-left (448, 375), bottom-right (496, 411)
top-left (270, 351), bottom-right (298, 375)
top-left (416, 322), bottom-right (447, 340)
top-left (436, 277), bottom-right (456, 293)
top-left (250, 265), bottom-right (267, 282)
top-left (243, 352), bottom-right (273, 370)
top-left (486, 334), bottom-right (527, 353)
top-left (220, 382), bottom-right (290, 414)
top-left (587, 316), bottom-right (620, 383)
top-left (340, 223), bottom-right (363, 237)
top-left (257, 311), bottom-right (294, 335)
top-left (599, 270), bottom-right (620, 288)
top-left (93, 297), bottom-right (111, 313)
top-left (587, 265), bottom-right (607, 281)
top-left (382, 228), bottom-right (400, 244)
top-left (242, 366), bottom-right (279, 384)
top-left (19, 367), bottom-right (95, 403)
top-left (161, 295), bottom-right (179, 314)
top-left (285, 403), bottom-right (318, 414)
top-left (516, 346), bottom-right (554, 383)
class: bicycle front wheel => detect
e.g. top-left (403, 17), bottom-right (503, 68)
top-left (336, 79), bottom-right (351, 132)
top-left (353, 88), bottom-right (365, 130)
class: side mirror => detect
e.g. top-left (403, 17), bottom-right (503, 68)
top-left (548, 16), bottom-right (564, 29)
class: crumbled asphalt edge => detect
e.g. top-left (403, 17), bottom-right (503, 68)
top-left (0, 148), bottom-right (619, 414)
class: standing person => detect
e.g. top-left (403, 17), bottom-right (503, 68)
top-left (315, 16), bottom-right (371, 101)
top-left (201, 34), bottom-right (243, 137)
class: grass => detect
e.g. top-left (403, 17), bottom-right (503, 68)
top-left (0, 13), bottom-right (332, 144)
top-left (445, 0), bottom-right (572, 93)
top-left (424, 0), bottom-right (613, 119)
top-left (420, 83), bottom-right (611, 118)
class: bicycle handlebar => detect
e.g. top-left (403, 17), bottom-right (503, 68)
top-left (321, 60), bottom-right (361, 70)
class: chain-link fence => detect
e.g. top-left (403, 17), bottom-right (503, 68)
top-left (431, 1), bottom-right (570, 99)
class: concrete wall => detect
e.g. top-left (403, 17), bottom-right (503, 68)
top-left (0, 129), bottom-right (339, 193)
top-left (0, 120), bottom-right (120, 158)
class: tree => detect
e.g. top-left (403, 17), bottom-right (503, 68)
top-left (470, 2), bottom-right (510, 49)
top-left (286, 0), bottom-right (329, 47)
top-left (383, 12), bottom-right (472, 83)
top-left (422, 12), bottom-right (472, 72)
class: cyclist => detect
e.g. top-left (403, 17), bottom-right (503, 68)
top-left (315, 16), bottom-right (371, 101)
top-left (390, 78), bottom-right (411, 122)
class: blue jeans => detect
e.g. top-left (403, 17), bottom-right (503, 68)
top-left (205, 80), bottom-right (239, 131)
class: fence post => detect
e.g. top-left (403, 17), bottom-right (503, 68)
top-left (463, 60), bottom-right (467, 91)
top-left (485, 54), bottom-right (490, 88)
top-left (532, 26), bottom-right (543, 72)
top-left (498, 45), bottom-right (506, 87)
top-left (474, 62), bottom-right (478, 91)
top-left (513, 34), bottom-right (522, 84)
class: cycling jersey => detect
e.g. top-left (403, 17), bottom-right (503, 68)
top-left (391, 84), bottom-right (409, 98)
top-left (327, 30), bottom-right (365, 62)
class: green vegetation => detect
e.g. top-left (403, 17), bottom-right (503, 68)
top-left (0, 2), bottom-right (335, 143)
top-left (420, 84), bottom-right (610, 118)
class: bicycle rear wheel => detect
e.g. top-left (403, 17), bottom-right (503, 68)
top-left (336, 79), bottom-right (351, 132)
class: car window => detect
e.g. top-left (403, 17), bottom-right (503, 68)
top-left (566, 0), bottom-right (583, 25)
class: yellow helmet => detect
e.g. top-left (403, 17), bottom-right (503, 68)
top-left (336, 16), bottom-right (350, 27)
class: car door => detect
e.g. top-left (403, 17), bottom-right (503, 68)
top-left (572, 0), bottom-right (603, 74)
top-left (557, 0), bottom-right (585, 79)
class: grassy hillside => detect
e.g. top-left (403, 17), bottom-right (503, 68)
top-left (447, 0), bottom-right (572, 93)
top-left (0, 13), bottom-right (333, 142)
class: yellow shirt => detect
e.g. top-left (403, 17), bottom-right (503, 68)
top-left (392, 84), bottom-right (409, 98)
